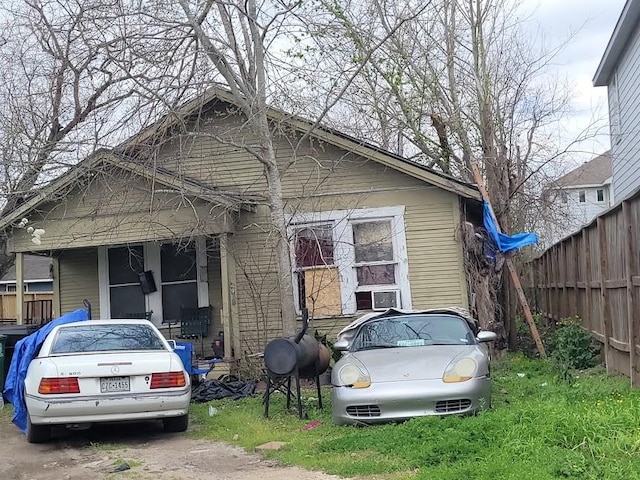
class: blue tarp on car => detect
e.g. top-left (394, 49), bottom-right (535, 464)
top-left (3, 309), bottom-right (89, 433)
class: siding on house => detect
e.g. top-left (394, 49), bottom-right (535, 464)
top-left (57, 248), bottom-right (100, 316)
top-left (609, 22), bottom-right (640, 202)
top-left (230, 168), bottom-right (466, 353)
top-left (153, 115), bottom-right (470, 353)
top-left (11, 168), bottom-right (234, 252)
top-left (9, 104), bottom-right (472, 357)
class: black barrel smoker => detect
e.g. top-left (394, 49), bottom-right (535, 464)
top-left (262, 309), bottom-right (331, 418)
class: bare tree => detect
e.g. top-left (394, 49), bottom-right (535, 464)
top-left (0, 0), bottom-right (154, 276)
top-left (122, 0), bottom-right (424, 337)
top-left (298, 0), bottom-right (599, 339)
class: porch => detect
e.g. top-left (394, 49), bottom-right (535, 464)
top-left (11, 233), bottom-right (240, 373)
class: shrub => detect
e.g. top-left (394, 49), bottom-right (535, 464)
top-left (515, 313), bottom-right (551, 357)
top-left (550, 317), bottom-right (600, 373)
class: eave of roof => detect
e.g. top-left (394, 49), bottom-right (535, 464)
top-left (594, 0), bottom-right (640, 86)
top-left (0, 88), bottom-right (480, 231)
top-left (122, 87), bottom-right (480, 201)
top-left (0, 150), bottom-right (262, 231)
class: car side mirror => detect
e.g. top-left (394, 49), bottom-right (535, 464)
top-left (477, 331), bottom-right (497, 343)
top-left (166, 339), bottom-right (177, 350)
top-left (333, 339), bottom-right (350, 351)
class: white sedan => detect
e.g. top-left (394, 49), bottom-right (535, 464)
top-left (23, 319), bottom-right (191, 443)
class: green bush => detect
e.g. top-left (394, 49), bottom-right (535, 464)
top-left (515, 313), bottom-right (551, 357)
top-left (550, 317), bottom-right (601, 372)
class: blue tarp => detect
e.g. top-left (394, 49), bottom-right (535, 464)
top-left (3, 309), bottom-right (89, 433)
top-left (483, 201), bottom-right (538, 254)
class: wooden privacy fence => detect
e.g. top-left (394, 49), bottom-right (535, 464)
top-left (530, 188), bottom-right (640, 386)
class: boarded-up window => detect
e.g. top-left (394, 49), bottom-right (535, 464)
top-left (303, 267), bottom-right (342, 317)
top-left (294, 225), bottom-right (339, 316)
top-left (290, 206), bottom-right (410, 316)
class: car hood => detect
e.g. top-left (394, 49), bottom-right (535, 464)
top-left (347, 345), bottom-right (478, 382)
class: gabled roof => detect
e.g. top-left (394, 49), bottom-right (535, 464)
top-left (0, 88), bottom-right (480, 232)
top-left (594, 0), bottom-right (640, 86)
top-left (122, 87), bottom-right (480, 200)
top-left (0, 150), bottom-right (263, 231)
top-left (553, 151), bottom-right (612, 188)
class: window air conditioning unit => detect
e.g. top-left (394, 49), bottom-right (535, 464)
top-left (372, 290), bottom-right (400, 311)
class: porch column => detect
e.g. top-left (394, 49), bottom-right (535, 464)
top-left (52, 256), bottom-right (61, 318)
top-left (15, 252), bottom-right (24, 325)
top-left (219, 234), bottom-right (240, 359)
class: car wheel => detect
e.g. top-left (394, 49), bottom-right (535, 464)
top-left (26, 416), bottom-right (51, 444)
top-left (163, 414), bottom-right (189, 433)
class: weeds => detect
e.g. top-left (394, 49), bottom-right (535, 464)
top-left (191, 354), bottom-right (640, 479)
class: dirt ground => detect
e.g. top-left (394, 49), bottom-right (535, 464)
top-left (0, 409), bottom-right (344, 480)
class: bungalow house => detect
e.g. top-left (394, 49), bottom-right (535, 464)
top-left (0, 88), bottom-right (481, 368)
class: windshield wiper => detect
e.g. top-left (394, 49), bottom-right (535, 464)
top-left (356, 343), bottom-right (398, 351)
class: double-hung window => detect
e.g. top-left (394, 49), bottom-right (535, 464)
top-left (160, 243), bottom-right (198, 322)
top-left (100, 240), bottom-right (207, 323)
top-left (352, 220), bottom-right (399, 310)
top-left (290, 206), bottom-right (411, 317)
top-left (108, 246), bottom-right (145, 318)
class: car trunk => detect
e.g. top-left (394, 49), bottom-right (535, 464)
top-left (40, 351), bottom-right (181, 396)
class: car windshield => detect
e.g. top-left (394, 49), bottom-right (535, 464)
top-left (50, 324), bottom-right (167, 354)
top-left (351, 314), bottom-right (475, 351)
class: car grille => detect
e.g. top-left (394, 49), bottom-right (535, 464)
top-left (435, 399), bottom-right (472, 413)
top-left (346, 405), bottom-right (381, 417)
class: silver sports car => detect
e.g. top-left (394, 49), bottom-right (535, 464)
top-left (331, 308), bottom-right (496, 425)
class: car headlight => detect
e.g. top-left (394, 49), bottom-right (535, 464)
top-left (442, 357), bottom-right (477, 383)
top-left (338, 363), bottom-right (371, 388)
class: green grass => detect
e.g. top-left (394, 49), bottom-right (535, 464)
top-left (189, 354), bottom-right (640, 479)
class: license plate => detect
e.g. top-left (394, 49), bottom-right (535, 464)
top-left (100, 376), bottom-right (130, 393)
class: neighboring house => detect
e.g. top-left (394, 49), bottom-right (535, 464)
top-left (0, 255), bottom-right (53, 323)
top-left (541, 152), bottom-right (613, 245)
top-left (0, 88), bottom-right (481, 363)
top-left (594, 0), bottom-right (640, 202)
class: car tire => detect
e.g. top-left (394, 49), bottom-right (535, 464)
top-left (163, 414), bottom-right (189, 433)
top-left (26, 416), bottom-right (51, 444)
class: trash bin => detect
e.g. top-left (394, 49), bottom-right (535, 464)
top-left (0, 334), bottom-right (6, 393)
top-left (0, 325), bottom-right (40, 393)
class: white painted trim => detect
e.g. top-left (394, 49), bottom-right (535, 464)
top-left (288, 205), bottom-right (406, 225)
top-left (145, 242), bottom-right (162, 325)
top-left (287, 205), bottom-right (412, 316)
top-left (196, 236), bottom-right (210, 307)
top-left (97, 246), bottom-right (109, 319)
top-left (0, 279), bottom-right (51, 284)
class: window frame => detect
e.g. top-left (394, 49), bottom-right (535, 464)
top-left (288, 206), bottom-right (411, 316)
top-left (578, 190), bottom-right (586, 203)
top-left (98, 238), bottom-right (209, 324)
top-left (596, 189), bottom-right (605, 202)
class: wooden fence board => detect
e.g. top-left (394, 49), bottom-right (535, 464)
top-left (530, 190), bottom-right (640, 387)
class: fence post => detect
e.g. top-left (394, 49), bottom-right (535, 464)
top-left (571, 236), bottom-right (579, 318)
top-left (583, 228), bottom-right (592, 335)
top-left (622, 201), bottom-right (639, 386)
top-left (597, 216), bottom-right (613, 374)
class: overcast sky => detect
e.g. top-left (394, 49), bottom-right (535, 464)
top-left (523, 0), bottom-right (626, 163)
